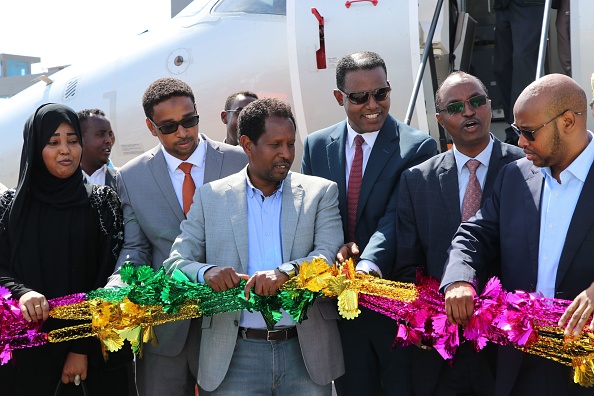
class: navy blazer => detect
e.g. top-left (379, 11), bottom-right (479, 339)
top-left (302, 114), bottom-right (437, 276)
top-left (441, 157), bottom-right (594, 395)
top-left (394, 138), bottom-right (524, 284)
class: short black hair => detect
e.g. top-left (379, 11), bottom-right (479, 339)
top-left (224, 91), bottom-right (259, 110)
top-left (77, 108), bottom-right (106, 123)
top-left (435, 71), bottom-right (488, 110)
top-left (336, 51), bottom-right (387, 91)
top-left (142, 78), bottom-right (195, 120)
top-left (238, 98), bottom-right (295, 144)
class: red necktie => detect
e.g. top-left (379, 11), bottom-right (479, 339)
top-left (347, 135), bottom-right (364, 242)
top-left (179, 162), bottom-right (196, 216)
top-left (461, 159), bottom-right (482, 221)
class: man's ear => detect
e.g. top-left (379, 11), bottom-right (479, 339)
top-left (146, 119), bottom-right (158, 137)
top-left (239, 134), bottom-right (252, 154)
top-left (333, 90), bottom-right (344, 106)
top-left (436, 113), bottom-right (445, 129)
top-left (221, 110), bottom-right (228, 124)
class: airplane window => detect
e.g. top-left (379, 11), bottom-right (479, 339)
top-left (214, 0), bottom-right (286, 15)
top-left (175, 0), bottom-right (211, 18)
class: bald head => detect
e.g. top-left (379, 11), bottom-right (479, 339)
top-left (515, 74), bottom-right (587, 122)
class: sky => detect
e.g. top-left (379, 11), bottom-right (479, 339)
top-left (1, 0), bottom-right (172, 73)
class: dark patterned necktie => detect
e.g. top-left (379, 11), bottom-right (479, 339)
top-left (347, 135), bottom-right (365, 242)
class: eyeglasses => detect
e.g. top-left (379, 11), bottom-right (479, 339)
top-left (437, 95), bottom-right (488, 115)
top-left (339, 86), bottom-right (391, 105)
top-left (511, 110), bottom-right (582, 141)
top-left (226, 107), bottom-right (244, 114)
top-left (148, 114), bottom-right (199, 135)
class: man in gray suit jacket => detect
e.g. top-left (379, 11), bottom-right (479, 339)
top-left (302, 51), bottom-right (437, 395)
top-left (165, 98), bottom-right (344, 395)
top-left (110, 78), bottom-right (247, 395)
top-left (394, 71), bottom-right (524, 396)
top-left (442, 74), bottom-right (594, 395)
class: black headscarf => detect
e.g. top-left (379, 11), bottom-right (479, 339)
top-left (7, 103), bottom-right (98, 299)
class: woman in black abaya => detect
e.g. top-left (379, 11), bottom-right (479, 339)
top-left (0, 103), bottom-right (132, 395)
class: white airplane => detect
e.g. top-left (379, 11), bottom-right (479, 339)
top-left (0, 0), bottom-right (593, 188)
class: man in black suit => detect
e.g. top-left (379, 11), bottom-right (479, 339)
top-left (493, 0), bottom-right (545, 144)
top-left (442, 73), bottom-right (594, 395)
top-left (302, 51), bottom-right (437, 395)
top-left (78, 108), bottom-right (117, 188)
top-left (393, 71), bottom-right (524, 395)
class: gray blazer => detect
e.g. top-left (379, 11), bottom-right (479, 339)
top-left (164, 170), bottom-right (345, 392)
top-left (113, 134), bottom-right (247, 356)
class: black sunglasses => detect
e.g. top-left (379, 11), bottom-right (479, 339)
top-left (340, 86), bottom-right (391, 105)
top-left (148, 114), bottom-right (199, 135)
top-left (437, 95), bottom-right (488, 115)
top-left (511, 110), bottom-right (582, 141)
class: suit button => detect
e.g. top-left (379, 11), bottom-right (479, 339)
top-left (234, 320), bottom-right (239, 327)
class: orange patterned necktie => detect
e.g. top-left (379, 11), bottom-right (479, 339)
top-left (179, 162), bottom-right (195, 216)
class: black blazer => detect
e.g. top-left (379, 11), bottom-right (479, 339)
top-left (302, 115), bottom-right (437, 276)
top-left (441, 157), bottom-right (594, 395)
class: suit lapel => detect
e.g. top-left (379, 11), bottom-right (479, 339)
top-left (327, 123), bottom-right (348, 229)
top-left (555, 161), bottom-right (594, 288)
top-left (438, 151), bottom-right (461, 225)
top-left (202, 135), bottom-right (224, 183)
top-left (525, 165), bottom-right (543, 284)
top-left (149, 148), bottom-right (185, 223)
top-left (226, 174), bottom-right (249, 272)
top-left (357, 118), bottom-right (399, 221)
top-left (483, 138), bottom-right (506, 204)
top-left (281, 173), bottom-right (303, 262)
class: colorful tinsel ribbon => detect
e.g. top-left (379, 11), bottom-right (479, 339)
top-left (0, 259), bottom-right (593, 387)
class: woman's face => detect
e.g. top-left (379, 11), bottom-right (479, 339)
top-left (42, 122), bottom-right (82, 179)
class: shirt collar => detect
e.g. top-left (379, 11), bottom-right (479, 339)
top-left (82, 164), bottom-right (107, 180)
top-left (540, 131), bottom-right (594, 184)
top-left (453, 136), bottom-right (494, 175)
top-left (161, 133), bottom-right (206, 173)
top-left (244, 166), bottom-right (284, 199)
top-left (346, 119), bottom-right (379, 149)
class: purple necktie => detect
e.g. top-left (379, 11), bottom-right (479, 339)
top-left (347, 135), bottom-right (365, 242)
top-left (461, 159), bottom-right (482, 222)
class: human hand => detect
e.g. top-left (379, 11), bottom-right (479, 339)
top-left (204, 266), bottom-right (249, 292)
top-left (61, 352), bottom-right (87, 385)
top-left (336, 242), bottom-right (359, 263)
top-left (244, 269), bottom-right (289, 299)
top-left (19, 291), bottom-right (49, 322)
top-left (444, 282), bottom-right (476, 326)
top-left (558, 282), bottom-right (594, 337)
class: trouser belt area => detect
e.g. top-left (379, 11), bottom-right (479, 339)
top-left (238, 326), bottom-right (297, 341)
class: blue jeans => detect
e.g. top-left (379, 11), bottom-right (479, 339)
top-left (211, 336), bottom-right (330, 396)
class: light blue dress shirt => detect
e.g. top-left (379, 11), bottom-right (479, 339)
top-left (537, 133), bottom-right (594, 298)
top-left (240, 175), bottom-right (296, 329)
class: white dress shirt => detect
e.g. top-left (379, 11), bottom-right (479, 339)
top-left (453, 137), bottom-right (494, 213)
top-left (161, 134), bottom-right (206, 210)
top-left (344, 121), bottom-right (382, 276)
top-left (83, 164), bottom-right (108, 186)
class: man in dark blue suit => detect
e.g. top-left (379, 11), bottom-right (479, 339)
top-left (302, 51), bottom-right (437, 396)
top-left (394, 71), bottom-right (524, 396)
top-left (442, 73), bottom-right (594, 395)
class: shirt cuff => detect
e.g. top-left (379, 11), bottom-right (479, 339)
top-left (356, 260), bottom-right (382, 278)
top-left (198, 265), bottom-right (216, 283)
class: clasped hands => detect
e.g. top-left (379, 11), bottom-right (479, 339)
top-left (204, 266), bottom-right (289, 299)
top-left (445, 281), bottom-right (594, 337)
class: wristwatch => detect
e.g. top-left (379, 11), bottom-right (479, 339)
top-left (277, 262), bottom-right (297, 279)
